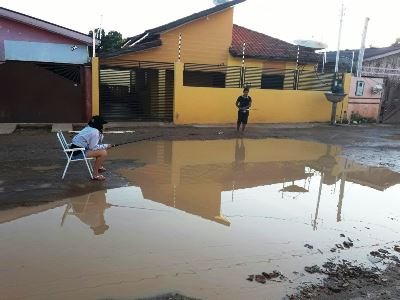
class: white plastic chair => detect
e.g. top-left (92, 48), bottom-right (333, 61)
top-left (56, 130), bottom-right (94, 179)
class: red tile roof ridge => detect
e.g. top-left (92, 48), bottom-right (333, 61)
top-left (233, 24), bottom-right (292, 46)
top-left (231, 24), bottom-right (320, 63)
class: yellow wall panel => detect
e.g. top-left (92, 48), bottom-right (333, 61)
top-left (174, 86), bottom-right (334, 124)
top-left (173, 62), bottom-right (349, 124)
top-left (91, 57), bottom-right (99, 116)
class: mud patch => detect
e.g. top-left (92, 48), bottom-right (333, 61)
top-left (133, 293), bottom-right (200, 300)
top-left (289, 261), bottom-right (400, 299)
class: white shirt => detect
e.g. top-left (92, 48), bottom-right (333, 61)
top-left (71, 126), bottom-right (109, 151)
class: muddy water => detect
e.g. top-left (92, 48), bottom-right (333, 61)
top-left (1, 139), bottom-right (400, 300)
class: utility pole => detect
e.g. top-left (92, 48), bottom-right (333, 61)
top-left (178, 33), bottom-right (182, 62)
top-left (240, 42), bottom-right (246, 87)
top-left (92, 15), bottom-right (103, 58)
top-left (92, 28), bottom-right (96, 58)
top-left (294, 45), bottom-right (300, 89)
top-left (334, 2), bottom-right (345, 73)
top-left (356, 17), bottom-right (370, 78)
top-left (350, 51), bottom-right (355, 74)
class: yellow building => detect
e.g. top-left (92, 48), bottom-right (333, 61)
top-left (99, 0), bottom-right (348, 124)
top-left (103, 0), bottom-right (319, 68)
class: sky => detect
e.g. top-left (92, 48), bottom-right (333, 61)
top-left (1, 0), bottom-right (399, 51)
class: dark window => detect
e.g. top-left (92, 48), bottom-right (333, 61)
top-left (212, 72), bottom-right (226, 88)
top-left (261, 74), bottom-right (285, 89)
top-left (184, 71), bottom-right (226, 88)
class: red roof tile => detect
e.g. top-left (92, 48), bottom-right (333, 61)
top-left (231, 25), bottom-right (320, 63)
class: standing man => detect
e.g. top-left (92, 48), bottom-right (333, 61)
top-left (235, 87), bottom-right (252, 132)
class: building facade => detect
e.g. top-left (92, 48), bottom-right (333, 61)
top-left (0, 7), bottom-right (97, 123)
top-left (98, 0), bottom-right (340, 124)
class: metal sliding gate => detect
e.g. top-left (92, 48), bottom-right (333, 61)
top-left (99, 60), bottom-right (174, 121)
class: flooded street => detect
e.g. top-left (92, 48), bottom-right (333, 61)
top-left (1, 139), bottom-right (400, 300)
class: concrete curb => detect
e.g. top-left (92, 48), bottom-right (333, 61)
top-left (0, 123), bottom-right (17, 134)
top-left (51, 124), bottom-right (73, 132)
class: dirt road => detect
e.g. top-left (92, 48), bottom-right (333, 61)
top-left (1, 123), bottom-right (400, 300)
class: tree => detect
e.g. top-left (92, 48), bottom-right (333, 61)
top-left (391, 38), bottom-right (400, 46)
top-left (88, 29), bottom-right (126, 54)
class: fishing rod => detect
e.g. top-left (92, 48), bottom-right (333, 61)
top-left (111, 134), bottom-right (163, 147)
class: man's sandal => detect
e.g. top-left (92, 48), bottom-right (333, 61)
top-left (92, 175), bottom-right (106, 181)
top-left (99, 167), bottom-right (107, 173)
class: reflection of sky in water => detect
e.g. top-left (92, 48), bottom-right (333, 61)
top-left (1, 139), bottom-right (400, 300)
top-left (221, 180), bottom-right (400, 253)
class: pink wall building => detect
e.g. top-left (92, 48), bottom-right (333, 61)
top-left (347, 76), bottom-right (384, 121)
top-left (0, 7), bottom-right (97, 122)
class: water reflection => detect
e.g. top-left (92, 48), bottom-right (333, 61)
top-left (3, 138), bottom-right (399, 234)
top-left (233, 138), bottom-right (245, 168)
top-left (2, 139), bottom-right (400, 299)
top-left (111, 139), bottom-right (400, 228)
top-left (61, 191), bottom-right (110, 235)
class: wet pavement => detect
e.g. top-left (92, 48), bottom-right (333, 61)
top-left (1, 138), bottom-right (400, 299)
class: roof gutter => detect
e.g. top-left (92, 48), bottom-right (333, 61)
top-left (129, 33), bottom-right (150, 47)
top-left (229, 49), bottom-right (320, 64)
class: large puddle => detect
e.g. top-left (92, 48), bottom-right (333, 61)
top-left (1, 139), bottom-right (400, 300)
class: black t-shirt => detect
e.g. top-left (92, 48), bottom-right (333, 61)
top-left (236, 96), bottom-right (251, 109)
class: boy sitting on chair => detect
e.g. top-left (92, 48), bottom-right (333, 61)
top-left (71, 116), bottom-right (112, 181)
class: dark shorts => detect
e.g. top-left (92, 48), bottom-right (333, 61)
top-left (237, 110), bottom-right (249, 124)
top-left (70, 144), bottom-right (88, 158)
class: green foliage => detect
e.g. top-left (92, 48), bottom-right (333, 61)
top-left (88, 29), bottom-right (126, 54)
top-left (391, 38), bottom-right (400, 46)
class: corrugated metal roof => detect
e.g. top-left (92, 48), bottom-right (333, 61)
top-left (326, 45), bottom-right (400, 63)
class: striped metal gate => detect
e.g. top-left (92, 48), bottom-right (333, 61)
top-left (99, 60), bottom-right (174, 121)
top-left (183, 63), bottom-right (336, 91)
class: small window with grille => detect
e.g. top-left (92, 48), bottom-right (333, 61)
top-left (261, 74), bottom-right (285, 90)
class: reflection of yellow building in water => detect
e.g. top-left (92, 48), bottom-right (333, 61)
top-left (3, 139), bottom-right (400, 232)
top-left (111, 139), bottom-right (400, 226)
